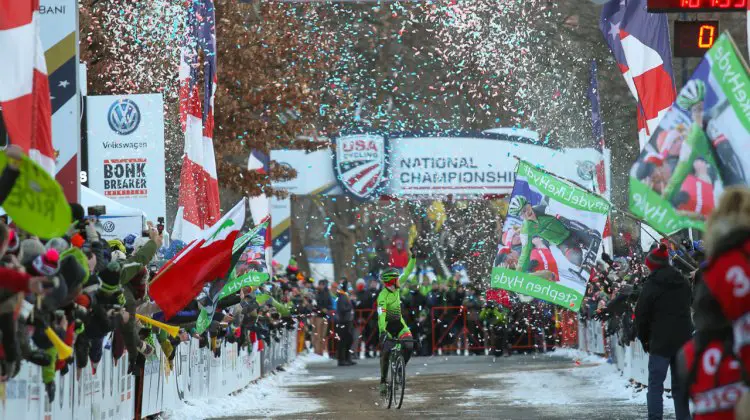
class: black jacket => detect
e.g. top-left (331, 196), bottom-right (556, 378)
top-left (335, 292), bottom-right (354, 323)
top-left (635, 265), bottom-right (693, 357)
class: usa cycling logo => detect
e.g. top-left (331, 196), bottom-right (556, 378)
top-left (333, 134), bottom-right (387, 200)
top-left (108, 99), bottom-right (141, 135)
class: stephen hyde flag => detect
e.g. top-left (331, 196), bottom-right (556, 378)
top-left (150, 198), bottom-right (247, 319)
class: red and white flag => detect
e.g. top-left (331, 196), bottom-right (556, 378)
top-left (0, 0), bottom-right (55, 173)
top-left (150, 198), bottom-right (246, 320)
top-left (172, 0), bottom-right (221, 243)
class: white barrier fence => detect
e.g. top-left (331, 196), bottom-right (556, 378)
top-left (577, 320), bottom-right (669, 388)
top-left (2, 328), bottom-right (298, 420)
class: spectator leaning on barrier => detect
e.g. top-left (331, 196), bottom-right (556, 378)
top-left (635, 243), bottom-right (693, 420)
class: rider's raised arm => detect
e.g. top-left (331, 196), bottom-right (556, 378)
top-left (400, 255), bottom-right (416, 283)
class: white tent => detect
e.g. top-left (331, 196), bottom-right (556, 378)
top-left (81, 186), bottom-right (145, 241)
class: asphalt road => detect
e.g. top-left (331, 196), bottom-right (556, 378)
top-left (212, 352), bottom-right (675, 420)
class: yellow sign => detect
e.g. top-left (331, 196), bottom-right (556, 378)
top-left (0, 153), bottom-right (71, 238)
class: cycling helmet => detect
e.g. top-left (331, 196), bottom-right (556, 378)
top-left (507, 195), bottom-right (528, 217)
top-left (676, 79), bottom-right (706, 110)
top-left (380, 268), bottom-right (400, 288)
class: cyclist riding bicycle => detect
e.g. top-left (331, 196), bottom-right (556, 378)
top-left (377, 251), bottom-right (416, 397)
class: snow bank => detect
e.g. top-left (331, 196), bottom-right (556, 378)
top-left (164, 354), bottom-right (324, 420)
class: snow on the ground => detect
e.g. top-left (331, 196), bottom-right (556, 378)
top-left (468, 349), bottom-right (673, 413)
top-left (163, 353), bottom-right (329, 420)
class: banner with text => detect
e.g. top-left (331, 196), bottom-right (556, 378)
top-left (388, 133), bottom-right (607, 197)
top-left (629, 33), bottom-right (750, 234)
top-left (86, 94), bottom-right (166, 222)
top-left (491, 161), bottom-right (610, 311)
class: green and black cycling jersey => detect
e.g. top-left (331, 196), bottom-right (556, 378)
top-left (377, 257), bottom-right (416, 339)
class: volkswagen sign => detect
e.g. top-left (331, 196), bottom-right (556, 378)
top-left (102, 221), bottom-right (115, 233)
top-left (108, 99), bottom-right (141, 135)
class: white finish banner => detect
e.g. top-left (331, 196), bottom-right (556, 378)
top-left (388, 135), bottom-right (607, 197)
top-left (86, 94), bottom-right (166, 222)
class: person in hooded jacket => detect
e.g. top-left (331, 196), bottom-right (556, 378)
top-left (676, 186), bottom-right (750, 420)
top-left (635, 243), bottom-right (693, 420)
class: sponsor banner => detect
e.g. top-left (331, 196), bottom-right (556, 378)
top-left (491, 161), bottom-right (610, 311)
top-left (629, 33), bottom-right (750, 234)
top-left (87, 94), bottom-right (166, 222)
top-left (39, 0), bottom-right (81, 202)
top-left (333, 133), bottom-right (388, 200)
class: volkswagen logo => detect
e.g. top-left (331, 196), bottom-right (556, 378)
top-left (107, 99), bottom-right (141, 135)
top-left (102, 221), bottom-right (115, 233)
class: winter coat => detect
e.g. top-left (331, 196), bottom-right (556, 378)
top-left (334, 291), bottom-right (354, 323)
top-left (314, 288), bottom-right (332, 317)
top-left (635, 265), bottom-right (694, 357)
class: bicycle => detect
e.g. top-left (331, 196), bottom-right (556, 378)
top-left (383, 338), bottom-right (416, 409)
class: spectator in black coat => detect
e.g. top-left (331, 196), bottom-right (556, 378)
top-left (334, 282), bottom-right (355, 366)
top-left (635, 244), bottom-right (692, 420)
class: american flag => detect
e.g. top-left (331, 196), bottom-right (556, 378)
top-left (173, 0), bottom-right (221, 243)
top-left (0, 0), bottom-right (55, 174)
top-left (600, 0), bottom-right (676, 149)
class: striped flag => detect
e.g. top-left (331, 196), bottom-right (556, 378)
top-left (600, 0), bottom-right (676, 149)
top-left (248, 149), bottom-right (269, 175)
top-left (173, 0), bottom-right (221, 243)
top-left (0, 0), bottom-right (55, 174)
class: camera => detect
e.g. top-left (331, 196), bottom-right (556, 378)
top-left (87, 206), bottom-right (106, 217)
top-left (157, 217), bottom-right (165, 234)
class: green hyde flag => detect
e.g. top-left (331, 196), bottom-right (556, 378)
top-left (629, 33), bottom-right (750, 235)
top-left (195, 221), bottom-right (271, 334)
top-left (491, 160), bottom-right (610, 312)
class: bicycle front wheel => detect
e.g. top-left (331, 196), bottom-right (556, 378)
top-left (386, 362), bottom-right (395, 409)
top-left (395, 357), bottom-right (406, 409)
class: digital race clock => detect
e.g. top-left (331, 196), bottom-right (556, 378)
top-left (648, 0), bottom-right (748, 12)
top-left (674, 21), bottom-right (719, 57)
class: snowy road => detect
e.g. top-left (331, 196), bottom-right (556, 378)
top-left (169, 350), bottom-right (677, 420)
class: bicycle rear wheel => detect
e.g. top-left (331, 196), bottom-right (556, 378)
top-left (395, 356), bottom-right (405, 409)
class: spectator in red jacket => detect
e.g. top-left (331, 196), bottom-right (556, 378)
top-left (388, 235), bottom-right (409, 269)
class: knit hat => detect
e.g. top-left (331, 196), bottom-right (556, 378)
top-left (46, 237), bottom-right (69, 254)
top-left (32, 249), bottom-right (60, 276)
top-left (20, 238), bottom-right (46, 266)
top-left (108, 239), bottom-right (126, 254)
top-left (70, 233), bottom-right (85, 249)
top-left (645, 244), bottom-right (669, 272)
top-left (6, 229), bottom-right (19, 253)
top-left (99, 261), bottom-right (122, 295)
top-left (123, 234), bottom-right (137, 254)
top-left (110, 250), bottom-right (126, 262)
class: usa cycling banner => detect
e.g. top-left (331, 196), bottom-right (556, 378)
top-left (491, 160), bottom-right (610, 312)
top-left (629, 33), bottom-right (750, 235)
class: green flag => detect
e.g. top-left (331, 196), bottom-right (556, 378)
top-left (491, 160), bottom-right (610, 312)
top-left (629, 33), bottom-right (750, 235)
